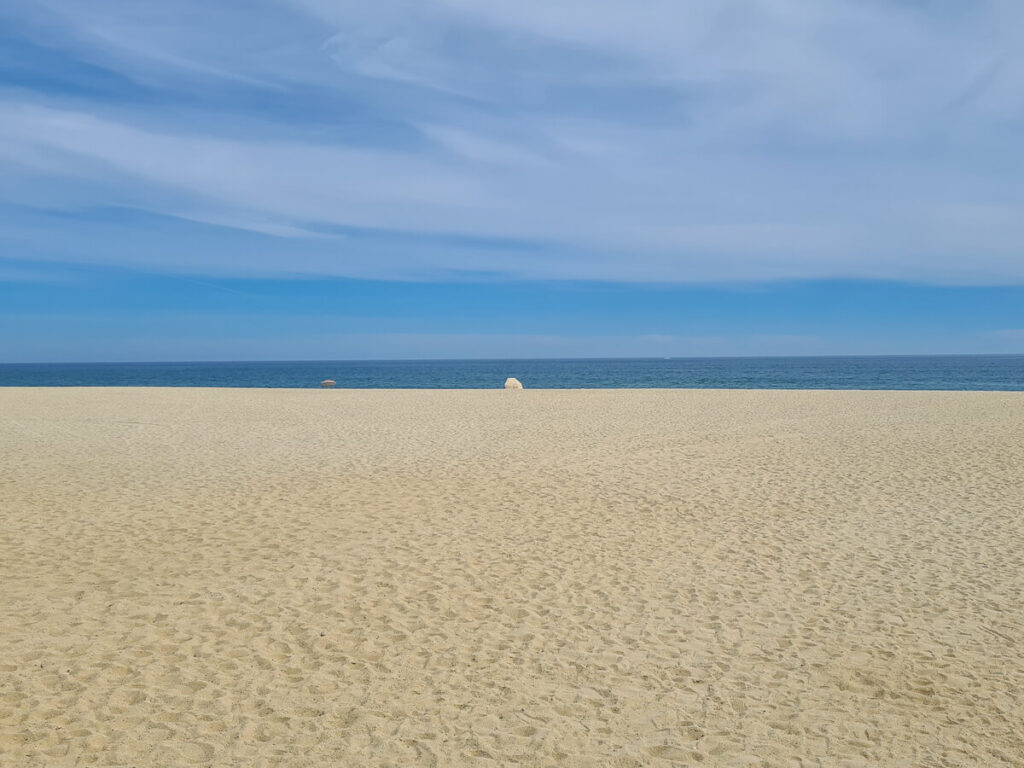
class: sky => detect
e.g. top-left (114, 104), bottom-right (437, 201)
top-left (1, 0), bottom-right (1022, 361)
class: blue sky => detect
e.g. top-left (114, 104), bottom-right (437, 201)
top-left (1, 0), bottom-right (1022, 361)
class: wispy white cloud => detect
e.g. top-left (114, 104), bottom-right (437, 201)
top-left (2, 0), bottom-right (1023, 282)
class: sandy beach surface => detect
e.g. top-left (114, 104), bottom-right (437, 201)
top-left (1, 387), bottom-right (1022, 767)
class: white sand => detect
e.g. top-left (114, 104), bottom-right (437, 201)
top-left (1, 387), bottom-right (1022, 767)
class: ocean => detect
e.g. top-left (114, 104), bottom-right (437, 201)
top-left (1, 355), bottom-right (1022, 390)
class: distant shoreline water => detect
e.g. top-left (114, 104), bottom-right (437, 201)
top-left (1, 355), bottom-right (1022, 390)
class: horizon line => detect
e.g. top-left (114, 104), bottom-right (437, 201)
top-left (4, 352), bottom-right (1024, 366)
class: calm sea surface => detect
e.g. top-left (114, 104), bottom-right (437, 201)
top-left (1, 356), bottom-right (1022, 390)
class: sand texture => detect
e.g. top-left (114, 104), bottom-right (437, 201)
top-left (2, 387), bottom-right (1023, 767)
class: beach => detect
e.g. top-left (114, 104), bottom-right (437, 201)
top-left (1, 387), bottom-right (1022, 767)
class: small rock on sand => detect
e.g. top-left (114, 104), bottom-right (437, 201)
top-left (504, 377), bottom-right (523, 389)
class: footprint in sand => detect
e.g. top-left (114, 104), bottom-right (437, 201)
top-left (175, 741), bottom-right (216, 763)
top-left (644, 743), bottom-right (701, 762)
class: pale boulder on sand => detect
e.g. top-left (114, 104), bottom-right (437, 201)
top-left (504, 377), bottom-right (523, 389)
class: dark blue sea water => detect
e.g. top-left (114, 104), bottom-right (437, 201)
top-left (1, 356), bottom-right (1022, 390)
